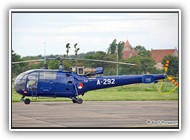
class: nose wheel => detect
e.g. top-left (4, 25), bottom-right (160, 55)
top-left (72, 97), bottom-right (83, 104)
top-left (21, 96), bottom-right (31, 104)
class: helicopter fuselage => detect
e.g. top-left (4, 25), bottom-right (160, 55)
top-left (14, 69), bottom-right (166, 100)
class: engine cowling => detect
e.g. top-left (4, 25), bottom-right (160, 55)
top-left (71, 67), bottom-right (104, 75)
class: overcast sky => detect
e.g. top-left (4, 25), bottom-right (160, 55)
top-left (12, 12), bottom-right (179, 57)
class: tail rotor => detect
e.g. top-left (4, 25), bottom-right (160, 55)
top-left (164, 60), bottom-right (178, 87)
top-left (155, 59), bottom-right (178, 94)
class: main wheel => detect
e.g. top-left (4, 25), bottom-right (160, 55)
top-left (72, 99), bottom-right (77, 103)
top-left (76, 98), bottom-right (83, 104)
top-left (24, 98), bottom-right (30, 104)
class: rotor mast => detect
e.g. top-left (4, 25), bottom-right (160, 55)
top-left (59, 57), bottom-right (64, 71)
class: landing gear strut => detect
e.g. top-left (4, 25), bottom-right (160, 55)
top-left (72, 97), bottom-right (83, 104)
top-left (21, 96), bottom-right (31, 104)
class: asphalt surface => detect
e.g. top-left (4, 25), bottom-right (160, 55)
top-left (11, 101), bottom-right (179, 128)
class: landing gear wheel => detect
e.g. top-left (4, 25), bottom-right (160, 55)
top-left (72, 99), bottom-right (77, 103)
top-left (77, 98), bottom-right (83, 104)
top-left (24, 98), bottom-right (30, 104)
top-left (72, 97), bottom-right (83, 104)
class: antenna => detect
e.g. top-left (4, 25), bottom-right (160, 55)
top-left (116, 44), bottom-right (119, 75)
top-left (43, 42), bottom-right (48, 69)
top-left (43, 42), bottom-right (46, 64)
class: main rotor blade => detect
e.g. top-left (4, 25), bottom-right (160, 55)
top-left (12, 57), bottom-right (58, 64)
top-left (12, 59), bottom-right (44, 64)
top-left (12, 57), bottom-right (136, 66)
top-left (65, 58), bottom-right (136, 66)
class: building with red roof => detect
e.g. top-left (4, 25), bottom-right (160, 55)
top-left (151, 48), bottom-right (178, 69)
top-left (121, 40), bottom-right (178, 69)
top-left (122, 40), bottom-right (138, 59)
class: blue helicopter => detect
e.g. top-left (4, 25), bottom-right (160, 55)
top-left (13, 57), bottom-right (169, 104)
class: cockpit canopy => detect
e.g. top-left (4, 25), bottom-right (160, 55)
top-left (14, 69), bottom-right (58, 92)
top-left (14, 70), bottom-right (30, 91)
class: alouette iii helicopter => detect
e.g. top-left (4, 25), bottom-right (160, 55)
top-left (12, 53), bottom-right (178, 105)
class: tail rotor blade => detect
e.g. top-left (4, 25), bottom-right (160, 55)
top-left (163, 60), bottom-right (178, 87)
top-left (167, 76), bottom-right (178, 87)
top-left (164, 60), bottom-right (170, 73)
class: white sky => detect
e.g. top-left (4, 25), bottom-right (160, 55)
top-left (12, 12), bottom-right (179, 57)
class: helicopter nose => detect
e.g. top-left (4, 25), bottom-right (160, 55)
top-left (14, 79), bottom-right (22, 92)
top-left (14, 75), bottom-right (26, 91)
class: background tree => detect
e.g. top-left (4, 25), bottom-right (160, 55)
top-left (66, 43), bottom-right (70, 58)
top-left (162, 55), bottom-right (178, 76)
top-left (117, 41), bottom-right (125, 59)
top-left (134, 45), bottom-right (146, 52)
top-left (108, 39), bottom-right (117, 54)
top-left (85, 51), bottom-right (116, 75)
top-left (119, 46), bottom-right (156, 74)
top-left (48, 60), bottom-right (59, 69)
top-left (12, 50), bottom-right (22, 78)
top-left (134, 45), bottom-right (150, 57)
top-left (21, 55), bottom-right (44, 71)
top-left (74, 43), bottom-right (80, 57)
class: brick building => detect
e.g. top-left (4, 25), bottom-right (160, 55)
top-left (151, 48), bottom-right (178, 69)
top-left (122, 40), bottom-right (138, 59)
top-left (121, 40), bottom-right (178, 69)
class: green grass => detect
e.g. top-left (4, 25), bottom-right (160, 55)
top-left (11, 82), bottom-right (178, 102)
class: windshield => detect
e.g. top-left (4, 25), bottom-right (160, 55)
top-left (14, 71), bottom-right (28, 84)
top-left (14, 70), bottom-right (35, 91)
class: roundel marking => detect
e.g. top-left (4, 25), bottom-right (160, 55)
top-left (78, 82), bottom-right (83, 89)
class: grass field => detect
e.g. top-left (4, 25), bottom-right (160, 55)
top-left (11, 82), bottom-right (178, 102)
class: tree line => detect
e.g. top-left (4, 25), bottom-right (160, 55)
top-left (12, 39), bottom-right (178, 78)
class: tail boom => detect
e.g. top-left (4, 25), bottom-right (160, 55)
top-left (86, 74), bottom-right (166, 91)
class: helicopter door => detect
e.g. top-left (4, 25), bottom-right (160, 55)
top-left (53, 73), bottom-right (75, 97)
top-left (38, 71), bottom-right (56, 96)
top-left (26, 72), bottom-right (39, 97)
top-left (65, 76), bottom-right (75, 95)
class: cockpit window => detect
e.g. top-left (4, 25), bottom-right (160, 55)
top-left (14, 72), bottom-right (29, 91)
top-left (39, 71), bottom-right (57, 80)
top-left (15, 72), bottom-right (27, 83)
top-left (14, 70), bottom-right (35, 83)
top-left (28, 72), bottom-right (38, 80)
top-left (27, 72), bottom-right (39, 90)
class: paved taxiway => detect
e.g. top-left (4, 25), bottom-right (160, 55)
top-left (11, 101), bottom-right (178, 128)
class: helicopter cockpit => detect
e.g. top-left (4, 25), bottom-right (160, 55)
top-left (14, 70), bottom-right (39, 92)
top-left (26, 72), bottom-right (38, 90)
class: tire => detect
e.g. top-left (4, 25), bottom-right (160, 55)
top-left (72, 99), bottom-right (77, 103)
top-left (24, 98), bottom-right (30, 104)
top-left (77, 98), bottom-right (83, 104)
